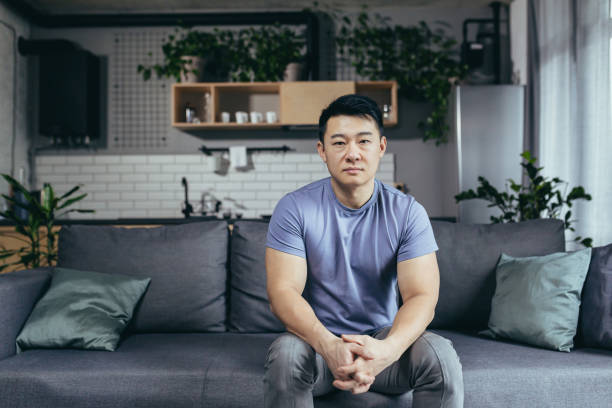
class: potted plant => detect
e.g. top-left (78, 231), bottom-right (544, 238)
top-left (229, 23), bottom-right (307, 82)
top-left (455, 151), bottom-right (593, 247)
top-left (137, 27), bottom-right (232, 83)
top-left (333, 6), bottom-right (467, 145)
top-left (0, 174), bottom-right (94, 272)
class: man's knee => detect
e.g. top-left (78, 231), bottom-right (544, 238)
top-left (411, 332), bottom-right (463, 396)
top-left (265, 333), bottom-right (317, 390)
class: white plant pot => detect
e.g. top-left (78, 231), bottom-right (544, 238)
top-left (180, 56), bottom-right (206, 83)
top-left (283, 62), bottom-right (305, 82)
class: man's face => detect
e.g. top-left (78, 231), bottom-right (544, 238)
top-left (317, 115), bottom-right (387, 189)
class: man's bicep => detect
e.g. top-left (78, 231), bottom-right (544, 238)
top-left (397, 252), bottom-right (439, 304)
top-left (266, 247), bottom-right (307, 295)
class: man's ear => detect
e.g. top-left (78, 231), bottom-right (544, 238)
top-left (317, 140), bottom-right (327, 163)
top-left (379, 136), bottom-right (387, 157)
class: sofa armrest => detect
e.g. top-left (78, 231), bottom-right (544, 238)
top-left (0, 267), bottom-right (52, 360)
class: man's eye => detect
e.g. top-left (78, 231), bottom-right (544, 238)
top-left (360, 140), bottom-right (371, 144)
top-left (333, 142), bottom-right (345, 146)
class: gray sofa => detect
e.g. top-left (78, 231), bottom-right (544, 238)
top-left (1, 218), bottom-right (611, 408)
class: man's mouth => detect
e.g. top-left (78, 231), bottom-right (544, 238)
top-left (343, 168), bottom-right (362, 174)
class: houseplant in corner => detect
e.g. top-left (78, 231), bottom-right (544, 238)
top-left (0, 174), bottom-right (94, 272)
top-left (454, 151), bottom-right (593, 247)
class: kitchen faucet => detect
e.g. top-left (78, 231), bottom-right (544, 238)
top-left (181, 177), bottom-right (194, 218)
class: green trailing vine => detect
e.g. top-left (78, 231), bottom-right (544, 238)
top-left (332, 6), bottom-right (468, 145)
top-left (455, 151), bottom-right (593, 247)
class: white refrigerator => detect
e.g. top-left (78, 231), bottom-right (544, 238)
top-left (441, 85), bottom-right (525, 224)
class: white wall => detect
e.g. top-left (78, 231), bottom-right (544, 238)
top-left (510, 0), bottom-right (528, 85)
top-left (0, 3), bottom-right (30, 198)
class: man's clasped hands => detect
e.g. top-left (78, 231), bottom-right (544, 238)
top-left (320, 334), bottom-right (396, 394)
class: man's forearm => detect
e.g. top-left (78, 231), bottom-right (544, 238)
top-left (382, 294), bottom-right (437, 361)
top-left (269, 288), bottom-right (337, 354)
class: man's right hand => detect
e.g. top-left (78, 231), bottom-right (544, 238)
top-left (318, 336), bottom-right (375, 383)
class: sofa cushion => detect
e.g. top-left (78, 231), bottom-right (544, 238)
top-left (16, 267), bottom-right (151, 353)
top-left (435, 329), bottom-right (612, 408)
top-left (430, 219), bottom-right (566, 330)
top-left (579, 243), bottom-right (612, 348)
top-left (58, 222), bottom-right (228, 333)
top-left (229, 221), bottom-right (285, 332)
top-left (481, 249), bottom-right (591, 352)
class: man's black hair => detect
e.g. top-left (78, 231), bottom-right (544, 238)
top-left (318, 94), bottom-right (384, 143)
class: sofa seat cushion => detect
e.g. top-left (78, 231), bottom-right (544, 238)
top-left (0, 332), bottom-right (411, 408)
top-left (436, 329), bottom-right (612, 408)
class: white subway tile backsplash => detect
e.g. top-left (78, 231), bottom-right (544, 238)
top-left (37, 156), bottom-right (67, 165)
top-left (94, 156), bottom-right (121, 164)
top-left (94, 174), bottom-right (120, 183)
top-left (256, 173), bottom-right (283, 181)
top-left (53, 165), bottom-right (80, 174)
top-left (80, 165), bottom-right (107, 173)
top-left (94, 192), bottom-right (121, 201)
top-left (67, 174), bottom-right (93, 183)
top-left (34, 153), bottom-right (395, 219)
top-left (134, 164), bottom-right (161, 173)
top-left (148, 155), bottom-right (175, 164)
top-left (121, 174), bottom-right (147, 183)
top-left (66, 156), bottom-right (94, 165)
top-left (120, 155), bottom-right (147, 164)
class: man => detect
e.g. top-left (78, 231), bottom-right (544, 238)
top-left (264, 94), bottom-right (463, 407)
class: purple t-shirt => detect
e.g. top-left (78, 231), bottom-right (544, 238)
top-left (266, 177), bottom-right (438, 335)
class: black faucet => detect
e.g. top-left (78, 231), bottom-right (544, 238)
top-left (181, 177), bottom-right (194, 218)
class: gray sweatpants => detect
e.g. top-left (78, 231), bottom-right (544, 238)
top-left (263, 328), bottom-right (464, 408)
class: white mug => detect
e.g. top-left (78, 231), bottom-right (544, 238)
top-left (221, 112), bottom-right (230, 123)
top-left (266, 111), bottom-right (277, 123)
top-left (235, 111), bottom-right (248, 124)
top-left (250, 111), bottom-right (263, 124)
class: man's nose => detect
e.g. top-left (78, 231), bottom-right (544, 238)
top-left (346, 144), bottom-right (361, 161)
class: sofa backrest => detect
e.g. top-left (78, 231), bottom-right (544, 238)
top-left (430, 218), bottom-right (566, 330)
top-left (58, 221), bottom-right (229, 333)
top-left (228, 220), bottom-right (285, 333)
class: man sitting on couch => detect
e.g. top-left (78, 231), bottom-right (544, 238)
top-left (264, 94), bottom-right (464, 407)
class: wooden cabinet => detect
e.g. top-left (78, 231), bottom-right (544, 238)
top-left (171, 81), bottom-right (398, 129)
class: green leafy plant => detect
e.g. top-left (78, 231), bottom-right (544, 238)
top-left (137, 27), bottom-right (232, 82)
top-left (332, 5), bottom-right (467, 145)
top-left (0, 174), bottom-right (94, 272)
top-left (229, 23), bottom-right (306, 82)
top-left (454, 151), bottom-right (593, 247)
top-left (137, 23), bottom-right (306, 83)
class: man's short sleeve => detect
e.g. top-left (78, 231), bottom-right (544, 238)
top-left (266, 194), bottom-right (306, 258)
top-left (397, 200), bottom-right (439, 262)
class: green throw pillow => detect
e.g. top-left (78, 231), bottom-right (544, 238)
top-left (481, 249), bottom-right (592, 352)
top-left (16, 267), bottom-right (151, 353)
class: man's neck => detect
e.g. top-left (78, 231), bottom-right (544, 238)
top-left (330, 178), bottom-right (376, 209)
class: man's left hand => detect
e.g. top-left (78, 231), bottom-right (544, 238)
top-left (332, 334), bottom-right (398, 394)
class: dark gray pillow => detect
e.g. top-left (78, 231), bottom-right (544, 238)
top-left (430, 219), bottom-right (565, 330)
top-left (229, 220), bottom-right (285, 333)
top-left (58, 221), bottom-right (228, 333)
top-left (579, 243), bottom-right (612, 348)
top-left (16, 267), bottom-right (150, 352)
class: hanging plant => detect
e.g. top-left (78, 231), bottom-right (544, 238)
top-left (455, 151), bottom-right (593, 247)
top-left (333, 6), bottom-right (468, 145)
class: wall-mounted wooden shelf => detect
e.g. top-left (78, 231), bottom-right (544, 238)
top-left (171, 81), bottom-right (398, 129)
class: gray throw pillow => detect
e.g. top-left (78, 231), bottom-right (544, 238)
top-left (229, 221), bottom-right (285, 332)
top-left (16, 267), bottom-right (150, 352)
top-left (58, 221), bottom-right (228, 333)
top-left (481, 249), bottom-right (592, 352)
top-left (579, 243), bottom-right (612, 348)
top-left (430, 219), bottom-right (566, 330)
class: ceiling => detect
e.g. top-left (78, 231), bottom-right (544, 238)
top-left (20, 0), bottom-right (508, 14)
